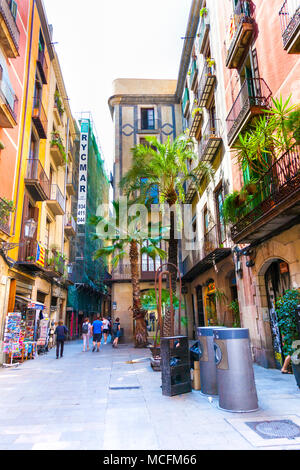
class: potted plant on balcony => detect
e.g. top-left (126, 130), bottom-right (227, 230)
top-left (192, 107), bottom-right (203, 119)
top-left (276, 289), bottom-right (300, 388)
top-left (206, 58), bottom-right (215, 71)
top-left (50, 132), bottom-right (67, 163)
top-left (200, 7), bottom-right (208, 17)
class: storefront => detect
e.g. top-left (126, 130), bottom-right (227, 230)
top-left (3, 294), bottom-right (48, 365)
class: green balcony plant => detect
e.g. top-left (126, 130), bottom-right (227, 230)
top-left (0, 198), bottom-right (15, 226)
top-left (192, 107), bottom-right (203, 119)
top-left (200, 7), bottom-right (208, 17)
top-left (228, 299), bottom-right (241, 328)
top-left (0, 141), bottom-right (5, 150)
top-left (54, 90), bottom-right (64, 117)
top-left (50, 132), bottom-right (67, 163)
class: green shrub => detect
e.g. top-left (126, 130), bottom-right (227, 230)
top-left (276, 289), bottom-right (300, 357)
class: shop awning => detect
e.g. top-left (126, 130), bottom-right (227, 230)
top-left (15, 295), bottom-right (45, 310)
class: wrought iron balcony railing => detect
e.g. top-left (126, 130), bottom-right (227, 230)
top-left (32, 97), bottom-right (48, 139)
top-left (0, 0), bottom-right (20, 57)
top-left (198, 62), bottom-right (216, 108)
top-left (25, 158), bottom-right (50, 201)
top-left (279, 0), bottom-right (300, 53)
top-left (0, 64), bottom-right (18, 125)
top-left (231, 145), bottom-right (300, 243)
top-left (182, 225), bottom-right (231, 278)
top-left (47, 184), bottom-right (65, 215)
top-left (226, 0), bottom-right (255, 69)
top-left (199, 118), bottom-right (222, 162)
top-left (37, 49), bottom-right (48, 84)
top-left (226, 78), bottom-right (272, 145)
top-left (18, 239), bottom-right (44, 271)
top-left (65, 213), bottom-right (76, 236)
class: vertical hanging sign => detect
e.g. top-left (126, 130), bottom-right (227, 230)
top-left (77, 120), bottom-right (89, 225)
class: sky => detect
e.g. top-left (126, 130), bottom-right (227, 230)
top-left (43, 0), bottom-right (192, 175)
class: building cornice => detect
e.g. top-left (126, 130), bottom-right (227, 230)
top-left (108, 94), bottom-right (179, 117)
top-left (175, 0), bottom-right (203, 100)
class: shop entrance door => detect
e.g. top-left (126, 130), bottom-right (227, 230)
top-left (265, 260), bottom-right (291, 369)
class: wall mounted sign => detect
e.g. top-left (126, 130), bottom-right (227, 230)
top-left (77, 120), bottom-right (90, 225)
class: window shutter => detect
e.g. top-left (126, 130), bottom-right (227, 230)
top-left (10, 1), bottom-right (18, 21)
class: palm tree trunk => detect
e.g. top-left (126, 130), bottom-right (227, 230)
top-left (129, 240), bottom-right (148, 348)
top-left (164, 207), bottom-right (178, 337)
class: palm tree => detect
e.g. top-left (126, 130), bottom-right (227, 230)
top-left (120, 134), bottom-right (215, 336)
top-left (90, 200), bottom-right (166, 348)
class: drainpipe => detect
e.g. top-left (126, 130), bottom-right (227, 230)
top-left (13, 0), bottom-right (36, 236)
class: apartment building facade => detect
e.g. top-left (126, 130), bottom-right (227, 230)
top-left (0, 0), bottom-right (77, 363)
top-left (108, 78), bottom-right (182, 341)
top-left (179, 0), bottom-right (300, 369)
top-left (67, 116), bottom-right (110, 338)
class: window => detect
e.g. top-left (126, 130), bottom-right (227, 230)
top-left (141, 108), bottom-right (155, 130)
top-left (215, 186), bottom-right (226, 243)
top-left (9, 1), bottom-right (18, 21)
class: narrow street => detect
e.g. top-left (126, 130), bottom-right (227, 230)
top-left (0, 341), bottom-right (299, 451)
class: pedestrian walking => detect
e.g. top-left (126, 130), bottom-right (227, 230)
top-left (92, 314), bottom-right (103, 352)
top-left (102, 317), bottom-right (110, 344)
top-left (54, 321), bottom-right (68, 359)
top-left (82, 317), bottom-right (91, 352)
top-left (112, 318), bottom-right (121, 349)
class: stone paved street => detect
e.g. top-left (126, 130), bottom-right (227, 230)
top-left (0, 340), bottom-right (299, 450)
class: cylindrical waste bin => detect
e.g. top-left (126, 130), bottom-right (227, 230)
top-left (197, 327), bottom-right (226, 396)
top-left (213, 328), bottom-right (259, 413)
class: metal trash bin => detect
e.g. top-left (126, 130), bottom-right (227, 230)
top-left (197, 327), bottom-right (226, 396)
top-left (213, 328), bottom-right (259, 413)
top-left (161, 336), bottom-right (192, 397)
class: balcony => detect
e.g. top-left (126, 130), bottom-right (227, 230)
top-left (24, 159), bottom-right (50, 202)
top-left (135, 119), bottom-right (161, 134)
top-left (198, 10), bottom-right (210, 54)
top-left (37, 49), bottom-right (48, 84)
top-left (182, 225), bottom-right (231, 281)
top-left (109, 264), bottom-right (132, 282)
top-left (50, 134), bottom-right (66, 167)
top-left (0, 197), bottom-right (12, 236)
top-left (226, 0), bottom-right (255, 69)
top-left (182, 87), bottom-right (190, 117)
top-left (189, 104), bottom-right (203, 140)
top-left (32, 97), bottom-right (48, 139)
top-left (200, 119), bottom-right (222, 162)
top-left (279, 0), bottom-right (300, 53)
top-left (0, 0), bottom-right (20, 58)
top-left (226, 78), bottom-right (272, 146)
top-left (231, 145), bottom-right (300, 244)
top-left (65, 213), bottom-right (76, 238)
top-left (45, 251), bottom-right (65, 278)
top-left (18, 240), bottom-right (45, 272)
top-left (189, 59), bottom-right (198, 92)
top-left (198, 63), bottom-right (216, 108)
top-left (185, 119), bottom-right (222, 204)
top-left (0, 64), bottom-right (18, 127)
top-left (66, 172), bottom-right (76, 196)
top-left (47, 184), bottom-right (65, 216)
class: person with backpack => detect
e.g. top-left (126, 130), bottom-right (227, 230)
top-left (112, 318), bottom-right (121, 349)
top-left (82, 317), bottom-right (91, 352)
top-left (54, 321), bottom-right (69, 359)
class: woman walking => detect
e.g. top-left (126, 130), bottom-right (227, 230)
top-left (102, 317), bottom-right (110, 345)
top-left (112, 318), bottom-right (121, 349)
top-left (82, 317), bottom-right (91, 352)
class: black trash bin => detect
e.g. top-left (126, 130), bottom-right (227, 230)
top-left (213, 328), bottom-right (259, 413)
top-left (161, 336), bottom-right (192, 397)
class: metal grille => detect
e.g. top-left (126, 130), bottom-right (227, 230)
top-left (246, 420), bottom-right (300, 440)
